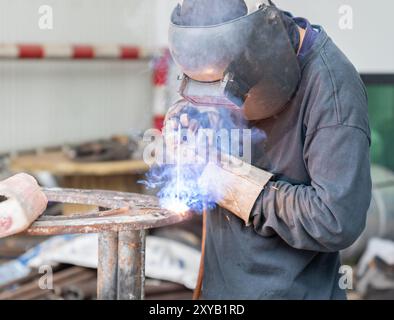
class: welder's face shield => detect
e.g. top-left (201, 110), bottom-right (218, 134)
top-left (168, 3), bottom-right (301, 120)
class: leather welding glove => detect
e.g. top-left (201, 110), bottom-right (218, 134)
top-left (198, 157), bottom-right (273, 225)
top-left (163, 99), bottom-right (247, 155)
top-left (163, 99), bottom-right (221, 165)
top-left (0, 173), bottom-right (48, 238)
top-left (164, 99), bottom-right (221, 132)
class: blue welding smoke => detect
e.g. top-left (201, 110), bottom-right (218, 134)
top-left (140, 104), bottom-right (266, 214)
top-left (142, 163), bottom-right (219, 213)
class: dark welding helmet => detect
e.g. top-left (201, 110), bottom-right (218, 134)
top-left (168, 2), bottom-right (301, 120)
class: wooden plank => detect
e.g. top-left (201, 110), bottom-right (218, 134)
top-left (9, 151), bottom-right (149, 176)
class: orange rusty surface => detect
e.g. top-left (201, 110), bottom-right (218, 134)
top-left (26, 188), bottom-right (192, 236)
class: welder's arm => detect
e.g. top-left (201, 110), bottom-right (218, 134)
top-left (250, 125), bottom-right (372, 252)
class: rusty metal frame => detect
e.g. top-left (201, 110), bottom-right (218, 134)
top-left (26, 188), bottom-right (192, 300)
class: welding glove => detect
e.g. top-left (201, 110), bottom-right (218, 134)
top-left (0, 173), bottom-right (48, 238)
top-left (163, 99), bottom-right (222, 165)
top-left (163, 99), bottom-right (248, 155)
top-left (164, 99), bottom-right (221, 131)
top-left (198, 157), bottom-right (273, 225)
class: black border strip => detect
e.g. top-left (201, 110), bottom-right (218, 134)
top-left (361, 74), bottom-right (394, 85)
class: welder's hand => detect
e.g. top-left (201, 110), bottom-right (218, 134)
top-left (163, 99), bottom-right (221, 165)
top-left (165, 99), bottom-right (221, 132)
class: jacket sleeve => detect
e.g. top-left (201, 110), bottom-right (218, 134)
top-left (251, 124), bottom-right (372, 252)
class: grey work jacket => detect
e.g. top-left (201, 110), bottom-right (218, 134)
top-left (203, 27), bottom-right (372, 300)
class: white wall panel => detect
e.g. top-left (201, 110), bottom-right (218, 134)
top-left (275, 0), bottom-right (394, 74)
top-left (0, 0), bottom-right (392, 152)
top-left (0, 60), bottom-right (152, 152)
top-left (0, 0), bottom-right (155, 153)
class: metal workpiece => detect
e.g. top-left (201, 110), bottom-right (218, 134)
top-left (26, 188), bottom-right (191, 236)
top-left (117, 230), bottom-right (146, 300)
top-left (25, 188), bottom-right (192, 300)
top-left (98, 231), bottom-right (118, 300)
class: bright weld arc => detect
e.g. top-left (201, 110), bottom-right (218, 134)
top-left (177, 123), bottom-right (181, 203)
top-left (167, 124), bottom-right (190, 215)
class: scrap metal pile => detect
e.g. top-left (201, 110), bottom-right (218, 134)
top-left (0, 261), bottom-right (192, 300)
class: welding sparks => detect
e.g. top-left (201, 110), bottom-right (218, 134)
top-left (176, 124), bottom-right (182, 205)
top-left (141, 103), bottom-right (262, 215)
top-left (142, 161), bottom-right (215, 214)
top-left (161, 198), bottom-right (190, 214)
top-left (163, 124), bottom-right (192, 214)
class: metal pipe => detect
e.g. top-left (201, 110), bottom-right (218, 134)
top-left (97, 231), bottom-right (118, 300)
top-left (117, 230), bottom-right (146, 300)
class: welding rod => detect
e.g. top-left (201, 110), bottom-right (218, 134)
top-left (193, 206), bottom-right (207, 300)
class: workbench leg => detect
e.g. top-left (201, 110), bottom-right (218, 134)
top-left (97, 232), bottom-right (119, 300)
top-left (117, 230), bottom-right (146, 300)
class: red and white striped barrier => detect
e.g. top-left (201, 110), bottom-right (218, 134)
top-left (0, 44), bottom-right (173, 129)
top-left (0, 44), bottom-right (154, 60)
top-left (152, 49), bottom-right (171, 130)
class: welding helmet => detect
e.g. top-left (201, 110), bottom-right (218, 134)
top-left (168, 1), bottom-right (301, 120)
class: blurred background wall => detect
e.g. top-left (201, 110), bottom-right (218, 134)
top-left (0, 0), bottom-right (165, 153)
top-left (275, 0), bottom-right (394, 74)
top-left (0, 0), bottom-right (393, 153)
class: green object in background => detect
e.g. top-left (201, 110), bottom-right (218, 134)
top-left (367, 84), bottom-right (394, 171)
top-left (371, 129), bottom-right (384, 164)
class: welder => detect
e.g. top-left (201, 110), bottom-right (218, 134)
top-left (165, 0), bottom-right (372, 299)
